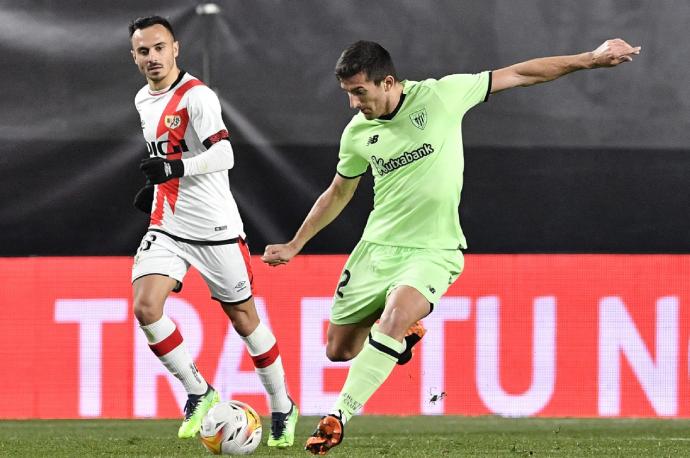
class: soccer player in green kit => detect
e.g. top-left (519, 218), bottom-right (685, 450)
top-left (262, 38), bottom-right (640, 454)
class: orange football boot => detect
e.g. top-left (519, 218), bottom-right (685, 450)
top-left (304, 414), bottom-right (344, 455)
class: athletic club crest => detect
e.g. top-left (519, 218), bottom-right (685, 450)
top-left (409, 108), bottom-right (427, 130)
top-left (164, 114), bottom-right (181, 129)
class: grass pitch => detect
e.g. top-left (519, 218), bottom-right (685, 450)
top-left (1, 416), bottom-right (689, 457)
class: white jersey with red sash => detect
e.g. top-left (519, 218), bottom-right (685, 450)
top-left (134, 71), bottom-right (244, 241)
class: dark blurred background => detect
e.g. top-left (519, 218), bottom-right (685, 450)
top-left (1, 0), bottom-right (688, 255)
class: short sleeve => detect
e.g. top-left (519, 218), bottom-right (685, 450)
top-left (433, 71), bottom-right (492, 116)
top-left (186, 85), bottom-right (230, 146)
top-left (336, 127), bottom-right (369, 178)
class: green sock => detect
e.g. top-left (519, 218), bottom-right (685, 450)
top-left (332, 330), bottom-right (405, 422)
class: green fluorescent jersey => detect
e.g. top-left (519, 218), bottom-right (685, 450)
top-left (337, 72), bottom-right (491, 250)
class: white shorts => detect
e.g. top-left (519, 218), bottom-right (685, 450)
top-left (131, 229), bottom-right (254, 304)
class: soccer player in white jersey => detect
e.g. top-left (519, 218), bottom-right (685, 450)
top-left (128, 16), bottom-right (298, 446)
top-left (262, 39), bottom-right (640, 454)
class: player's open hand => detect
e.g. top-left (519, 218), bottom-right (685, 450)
top-left (591, 39), bottom-right (641, 67)
top-left (261, 242), bottom-right (300, 267)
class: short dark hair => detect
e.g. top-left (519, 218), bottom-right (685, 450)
top-left (128, 16), bottom-right (175, 39)
top-left (335, 41), bottom-right (398, 84)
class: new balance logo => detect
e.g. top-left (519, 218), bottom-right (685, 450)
top-left (366, 134), bottom-right (379, 146)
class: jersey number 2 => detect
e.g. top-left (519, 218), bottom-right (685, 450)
top-left (336, 269), bottom-right (351, 298)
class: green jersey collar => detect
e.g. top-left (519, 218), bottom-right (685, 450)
top-left (378, 81), bottom-right (408, 121)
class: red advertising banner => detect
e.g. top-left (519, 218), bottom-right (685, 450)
top-left (1, 255), bottom-right (689, 419)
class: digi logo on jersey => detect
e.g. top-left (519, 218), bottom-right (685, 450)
top-left (145, 139), bottom-right (190, 156)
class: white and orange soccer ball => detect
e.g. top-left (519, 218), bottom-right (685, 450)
top-left (199, 400), bottom-right (262, 455)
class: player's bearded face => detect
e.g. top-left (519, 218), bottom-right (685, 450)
top-left (131, 24), bottom-right (179, 84)
top-left (341, 73), bottom-right (389, 120)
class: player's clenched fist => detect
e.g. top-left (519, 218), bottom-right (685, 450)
top-left (590, 38), bottom-right (641, 67)
top-left (133, 183), bottom-right (154, 213)
top-left (262, 243), bottom-right (299, 267)
top-left (140, 157), bottom-right (184, 184)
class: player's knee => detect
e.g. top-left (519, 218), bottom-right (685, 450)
top-left (132, 295), bottom-right (163, 325)
top-left (222, 300), bottom-right (260, 337)
top-left (378, 306), bottom-right (413, 339)
top-left (228, 313), bottom-right (259, 337)
top-left (326, 349), bottom-right (352, 362)
top-left (326, 344), bottom-right (357, 362)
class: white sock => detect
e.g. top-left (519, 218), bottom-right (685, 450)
top-left (141, 315), bottom-right (208, 396)
top-left (242, 322), bottom-right (292, 413)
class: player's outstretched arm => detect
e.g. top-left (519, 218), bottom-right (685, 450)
top-left (491, 38), bottom-right (641, 94)
top-left (261, 174), bottom-right (360, 267)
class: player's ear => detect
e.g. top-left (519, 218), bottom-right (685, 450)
top-left (383, 75), bottom-right (395, 91)
top-left (131, 49), bottom-right (137, 64)
top-left (173, 40), bottom-right (179, 58)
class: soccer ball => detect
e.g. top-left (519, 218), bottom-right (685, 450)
top-left (199, 400), bottom-right (262, 455)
